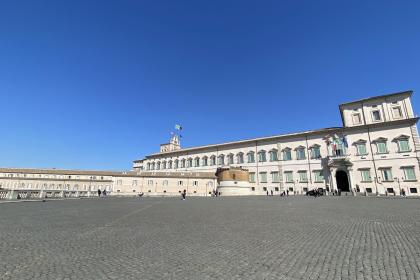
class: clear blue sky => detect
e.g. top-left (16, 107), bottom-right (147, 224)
top-left (1, 0), bottom-right (419, 170)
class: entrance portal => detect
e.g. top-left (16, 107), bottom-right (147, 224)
top-left (336, 170), bottom-right (350, 192)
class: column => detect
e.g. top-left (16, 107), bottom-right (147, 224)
top-left (347, 168), bottom-right (356, 196)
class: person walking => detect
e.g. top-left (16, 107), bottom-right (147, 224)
top-left (182, 189), bottom-right (186, 200)
top-left (97, 189), bottom-right (101, 197)
top-left (270, 190), bottom-right (273, 196)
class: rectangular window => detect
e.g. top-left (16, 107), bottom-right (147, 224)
top-left (403, 167), bottom-right (416, 181)
top-left (392, 106), bottom-right (402, 118)
top-left (270, 151), bottom-right (278, 161)
top-left (284, 171), bottom-right (293, 183)
top-left (178, 181), bottom-right (183, 186)
top-left (377, 142), bottom-right (388, 154)
top-left (259, 172), bottom-right (267, 183)
top-left (360, 169), bottom-right (371, 182)
top-left (356, 144), bottom-right (367, 155)
top-left (313, 170), bottom-right (324, 182)
top-left (248, 153), bottom-right (255, 163)
top-left (271, 172), bottom-right (279, 183)
top-left (298, 171), bottom-right (308, 183)
top-left (148, 180), bottom-right (153, 186)
top-left (311, 147), bottom-right (321, 159)
top-left (193, 181), bottom-right (198, 186)
top-left (228, 155), bottom-right (234, 165)
top-left (398, 139), bottom-right (410, 152)
top-left (237, 154), bottom-right (244, 164)
top-left (258, 152), bottom-right (266, 162)
top-left (249, 172), bottom-right (256, 183)
top-left (352, 113), bottom-right (362, 124)
top-left (296, 148), bottom-right (306, 160)
top-left (283, 150), bottom-right (292, 161)
top-left (381, 168), bottom-right (393, 182)
top-left (372, 110), bottom-right (381, 121)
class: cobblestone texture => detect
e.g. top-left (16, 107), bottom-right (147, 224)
top-left (1, 196), bottom-right (419, 279)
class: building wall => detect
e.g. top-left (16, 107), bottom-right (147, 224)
top-left (136, 92), bottom-right (420, 196)
top-left (0, 170), bottom-right (217, 198)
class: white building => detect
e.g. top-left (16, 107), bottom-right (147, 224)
top-left (134, 90), bottom-right (420, 196)
top-left (1, 90), bottom-right (419, 199)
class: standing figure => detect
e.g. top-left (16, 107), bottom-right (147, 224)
top-left (97, 189), bottom-right (101, 197)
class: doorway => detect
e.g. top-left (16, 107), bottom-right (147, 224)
top-left (336, 170), bottom-right (350, 192)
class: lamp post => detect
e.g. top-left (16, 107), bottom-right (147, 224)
top-left (394, 177), bottom-right (401, 196)
top-left (374, 176), bottom-right (380, 196)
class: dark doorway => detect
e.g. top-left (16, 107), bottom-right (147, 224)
top-left (336, 170), bottom-right (350, 192)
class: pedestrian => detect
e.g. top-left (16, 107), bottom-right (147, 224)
top-left (286, 189), bottom-right (289, 196)
top-left (103, 189), bottom-right (107, 196)
top-left (270, 190), bottom-right (273, 196)
top-left (402, 188), bottom-right (406, 198)
top-left (182, 189), bottom-right (186, 200)
top-left (97, 189), bottom-right (101, 197)
top-left (266, 190), bottom-right (269, 196)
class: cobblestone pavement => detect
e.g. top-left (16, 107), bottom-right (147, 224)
top-left (1, 196), bottom-right (419, 280)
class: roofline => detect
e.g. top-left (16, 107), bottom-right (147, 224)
top-left (134, 117), bottom-right (419, 162)
top-left (0, 167), bottom-right (128, 176)
top-left (338, 90), bottom-right (413, 108)
top-left (338, 90), bottom-right (413, 126)
top-left (135, 126), bottom-right (342, 160)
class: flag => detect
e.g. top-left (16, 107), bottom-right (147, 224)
top-left (175, 124), bottom-right (182, 131)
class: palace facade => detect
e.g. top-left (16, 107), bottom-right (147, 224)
top-left (133, 90), bottom-right (420, 196)
top-left (1, 90), bottom-right (419, 199)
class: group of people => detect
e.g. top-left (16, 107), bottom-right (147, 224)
top-left (97, 189), bottom-right (107, 197)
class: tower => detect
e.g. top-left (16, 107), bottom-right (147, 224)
top-left (160, 134), bottom-right (181, 153)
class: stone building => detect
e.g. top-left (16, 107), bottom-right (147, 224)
top-left (0, 168), bottom-right (217, 199)
top-left (133, 90), bottom-right (420, 196)
top-left (1, 90), bottom-right (419, 198)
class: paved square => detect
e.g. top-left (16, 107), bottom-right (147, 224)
top-left (1, 196), bottom-right (419, 280)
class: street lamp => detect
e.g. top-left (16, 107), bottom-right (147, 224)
top-left (394, 177), bottom-right (401, 196)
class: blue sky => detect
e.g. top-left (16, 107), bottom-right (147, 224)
top-left (1, 0), bottom-right (419, 170)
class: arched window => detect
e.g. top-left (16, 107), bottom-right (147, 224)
top-left (269, 149), bottom-right (278, 161)
top-left (236, 152), bottom-right (244, 164)
top-left (258, 150), bottom-right (267, 162)
top-left (146, 162), bottom-right (151, 170)
top-left (181, 159), bottom-right (186, 168)
top-left (187, 158), bottom-right (193, 168)
top-left (174, 159), bottom-right (179, 169)
top-left (202, 156), bottom-right (208, 166)
top-left (156, 161), bottom-right (161, 170)
top-left (162, 161), bottom-right (167, 169)
top-left (247, 151), bottom-right (255, 163)
top-left (227, 153), bottom-right (234, 165)
top-left (194, 157), bottom-right (200, 167)
top-left (282, 148), bottom-right (292, 161)
top-left (210, 155), bottom-right (216, 166)
top-left (151, 162), bottom-right (156, 170)
top-left (168, 160), bottom-right (173, 169)
top-left (218, 154), bottom-right (225, 165)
